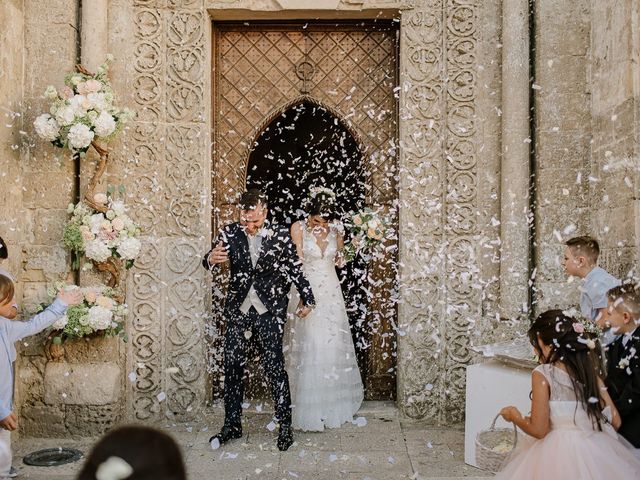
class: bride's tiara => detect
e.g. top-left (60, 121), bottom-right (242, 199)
top-left (309, 186), bottom-right (336, 200)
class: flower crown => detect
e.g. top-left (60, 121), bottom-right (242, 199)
top-left (309, 186), bottom-right (336, 202)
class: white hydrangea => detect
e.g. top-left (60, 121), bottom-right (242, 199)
top-left (52, 315), bottom-right (68, 330)
top-left (117, 237), bottom-right (141, 260)
top-left (54, 105), bottom-right (76, 126)
top-left (87, 305), bottom-right (113, 331)
top-left (84, 239), bottom-right (111, 262)
top-left (87, 92), bottom-right (109, 112)
top-left (44, 85), bottom-right (58, 100)
top-left (69, 94), bottom-right (86, 113)
top-left (67, 123), bottom-right (94, 150)
top-left (89, 213), bottom-right (105, 234)
top-left (33, 114), bottom-right (60, 141)
top-left (93, 111), bottom-right (116, 138)
top-left (110, 201), bottom-right (126, 216)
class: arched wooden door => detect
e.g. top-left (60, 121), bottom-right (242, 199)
top-left (210, 22), bottom-right (398, 401)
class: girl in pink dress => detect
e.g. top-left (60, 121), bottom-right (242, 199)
top-left (496, 310), bottom-right (640, 479)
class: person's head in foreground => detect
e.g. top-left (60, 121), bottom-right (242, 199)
top-left (76, 425), bottom-right (186, 480)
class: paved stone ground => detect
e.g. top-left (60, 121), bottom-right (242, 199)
top-left (11, 403), bottom-right (493, 480)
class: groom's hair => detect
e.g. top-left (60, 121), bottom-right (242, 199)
top-left (240, 189), bottom-right (268, 210)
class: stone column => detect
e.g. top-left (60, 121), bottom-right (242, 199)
top-left (499, 0), bottom-right (531, 318)
top-left (81, 0), bottom-right (109, 71)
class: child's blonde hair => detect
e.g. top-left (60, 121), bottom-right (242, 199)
top-left (607, 283), bottom-right (640, 319)
top-left (565, 236), bottom-right (600, 265)
top-left (0, 275), bottom-right (14, 305)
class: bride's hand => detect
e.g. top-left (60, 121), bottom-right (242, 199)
top-left (296, 304), bottom-right (313, 319)
top-left (335, 252), bottom-right (346, 268)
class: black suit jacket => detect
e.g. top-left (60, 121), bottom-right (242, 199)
top-left (606, 329), bottom-right (640, 447)
top-left (203, 222), bottom-right (315, 321)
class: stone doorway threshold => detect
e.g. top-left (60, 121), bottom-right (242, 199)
top-left (12, 401), bottom-right (491, 479)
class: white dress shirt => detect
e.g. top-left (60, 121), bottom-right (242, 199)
top-left (239, 231), bottom-right (268, 315)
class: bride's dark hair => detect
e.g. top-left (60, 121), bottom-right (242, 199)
top-left (528, 310), bottom-right (606, 430)
top-left (308, 192), bottom-right (338, 221)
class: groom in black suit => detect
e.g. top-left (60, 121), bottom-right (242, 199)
top-left (604, 284), bottom-right (640, 448)
top-left (203, 189), bottom-right (315, 451)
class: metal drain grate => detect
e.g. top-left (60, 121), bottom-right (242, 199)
top-left (23, 447), bottom-right (83, 467)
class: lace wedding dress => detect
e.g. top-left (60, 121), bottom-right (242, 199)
top-left (285, 222), bottom-right (364, 431)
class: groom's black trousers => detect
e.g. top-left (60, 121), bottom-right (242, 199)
top-left (223, 307), bottom-right (292, 427)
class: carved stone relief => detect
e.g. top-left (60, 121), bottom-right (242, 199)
top-left (124, 0), bottom-right (480, 422)
top-left (128, 3), bottom-right (207, 421)
top-left (398, 0), bottom-right (479, 423)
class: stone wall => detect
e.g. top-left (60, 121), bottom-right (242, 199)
top-left (10, 0), bottom-right (128, 437)
top-left (13, 0), bottom-right (637, 434)
top-left (590, 0), bottom-right (640, 279)
top-left (533, 0), bottom-right (592, 312)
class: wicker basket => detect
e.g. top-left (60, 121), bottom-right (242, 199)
top-left (475, 413), bottom-right (518, 473)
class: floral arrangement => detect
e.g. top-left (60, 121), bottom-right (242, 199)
top-left (45, 283), bottom-right (127, 342)
top-left (342, 208), bottom-right (389, 262)
top-left (33, 55), bottom-right (134, 154)
top-left (63, 190), bottom-right (141, 270)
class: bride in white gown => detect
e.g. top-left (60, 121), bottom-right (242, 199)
top-left (286, 188), bottom-right (364, 432)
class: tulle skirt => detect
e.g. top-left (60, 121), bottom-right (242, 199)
top-left (285, 280), bottom-right (364, 432)
top-left (495, 424), bottom-right (640, 479)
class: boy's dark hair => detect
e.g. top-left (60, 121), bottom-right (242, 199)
top-left (308, 192), bottom-right (338, 221)
top-left (0, 236), bottom-right (7, 260)
top-left (0, 275), bottom-right (14, 306)
top-left (76, 425), bottom-right (186, 480)
top-left (607, 282), bottom-right (640, 319)
top-left (565, 236), bottom-right (600, 265)
top-left (528, 310), bottom-right (606, 431)
top-left (239, 189), bottom-right (268, 210)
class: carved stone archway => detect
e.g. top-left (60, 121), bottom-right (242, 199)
top-left (126, 2), bottom-right (481, 424)
top-left (210, 21), bottom-right (399, 401)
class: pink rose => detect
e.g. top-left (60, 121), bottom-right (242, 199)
top-left (61, 86), bottom-right (74, 99)
top-left (111, 217), bottom-right (125, 231)
top-left (84, 79), bottom-right (102, 93)
top-left (573, 323), bottom-right (585, 334)
top-left (76, 82), bottom-right (89, 95)
top-left (84, 290), bottom-right (98, 303)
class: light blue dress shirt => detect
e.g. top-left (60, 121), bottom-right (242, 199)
top-left (0, 298), bottom-right (68, 420)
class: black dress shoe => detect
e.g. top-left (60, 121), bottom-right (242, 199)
top-left (277, 424), bottom-right (294, 451)
top-left (209, 424), bottom-right (242, 445)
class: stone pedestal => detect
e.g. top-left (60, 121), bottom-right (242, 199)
top-left (38, 336), bottom-right (123, 437)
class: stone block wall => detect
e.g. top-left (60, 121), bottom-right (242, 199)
top-left (533, 0), bottom-right (593, 313)
top-left (590, 0), bottom-right (640, 280)
top-left (6, 0), bottom-right (127, 437)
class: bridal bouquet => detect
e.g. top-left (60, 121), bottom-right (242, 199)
top-left (63, 192), bottom-right (142, 270)
top-left (33, 55), bottom-right (135, 154)
top-left (45, 283), bottom-right (127, 341)
top-left (342, 208), bottom-right (389, 261)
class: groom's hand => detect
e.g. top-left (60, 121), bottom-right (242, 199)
top-left (296, 304), bottom-right (313, 319)
top-left (208, 241), bottom-right (229, 265)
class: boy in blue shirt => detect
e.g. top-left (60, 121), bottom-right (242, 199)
top-left (562, 236), bottom-right (620, 342)
top-left (0, 275), bottom-right (81, 479)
